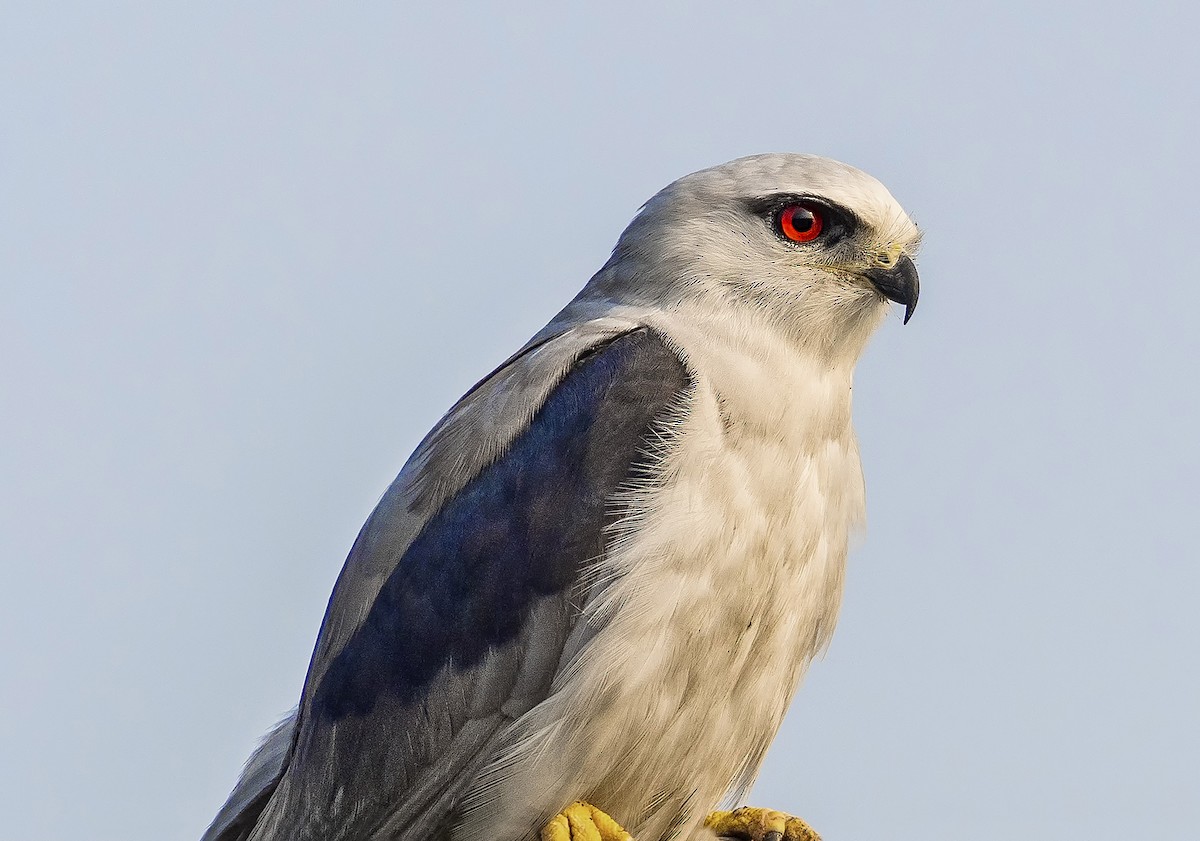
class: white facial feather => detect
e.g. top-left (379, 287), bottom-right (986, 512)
top-left (579, 153), bottom-right (921, 360)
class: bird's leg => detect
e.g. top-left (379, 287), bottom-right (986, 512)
top-left (704, 807), bottom-right (821, 841)
top-left (541, 802), bottom-right (634, 841)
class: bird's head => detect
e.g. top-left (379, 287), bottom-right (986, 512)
top-left (589, 153), bottom-right (922, 361)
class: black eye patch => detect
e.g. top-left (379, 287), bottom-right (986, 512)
top-left (743, 193), bottom-right (858, 247)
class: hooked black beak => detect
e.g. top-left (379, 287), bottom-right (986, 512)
top-left (864, 254), bottom-right (920, 324)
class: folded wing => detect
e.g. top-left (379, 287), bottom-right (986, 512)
top-left (203, 323), bottom-right (691, 841)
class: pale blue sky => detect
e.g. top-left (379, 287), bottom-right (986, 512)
top-left (3, 4), bottom-right (1197, 839)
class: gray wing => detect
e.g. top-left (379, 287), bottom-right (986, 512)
top-left (203, 319), bottom-right (690, 841)
top-left (202, 715), bottom-right (295, 841)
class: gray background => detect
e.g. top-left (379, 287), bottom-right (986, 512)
top-left (3, 3), bottom-right (1196, 839)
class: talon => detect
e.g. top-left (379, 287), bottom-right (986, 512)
top-left (704, 807), bottom-right (821, 841)
top-left (541, 801), bottom-right (633, 841)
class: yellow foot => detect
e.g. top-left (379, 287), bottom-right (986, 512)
top-left (541, 801), bottom-right (634, 841)
top-left (704, 807), bottom-right (821, 841)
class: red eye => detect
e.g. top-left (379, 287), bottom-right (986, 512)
top-left (779, 203), bottom-right (824, 243)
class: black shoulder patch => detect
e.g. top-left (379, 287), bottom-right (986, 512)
top-left (312, 328), bottom-right (690, 721)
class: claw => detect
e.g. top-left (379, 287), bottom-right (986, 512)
top-left (704, 807), bottom-right (821, 841)
top-left (541, 801), bottom-right (633, 841)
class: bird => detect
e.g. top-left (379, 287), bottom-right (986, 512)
top-left (201, 153), bottom-right (921, 841)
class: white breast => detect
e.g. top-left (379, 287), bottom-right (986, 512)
top-left (460, 307), bottom-right (869, 841)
